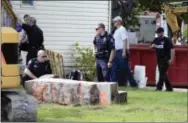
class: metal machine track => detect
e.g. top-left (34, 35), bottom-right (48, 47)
top-left (1, 90), bottom-right (38, 122)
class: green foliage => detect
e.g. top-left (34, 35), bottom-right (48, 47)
top-left (72, 43), bottom-right (96, 81)
top-left (183, 29), bottom-right (188, 38)
top-left (113, 0), bottom-right (175, 28)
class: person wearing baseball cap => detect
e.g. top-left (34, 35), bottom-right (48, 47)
top-left (111, 16), bottom-right (138, 87)
top-left (150, 27), bottom-right (175, 91)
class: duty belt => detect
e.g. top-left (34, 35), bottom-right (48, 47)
top-left (96, 50), bottom-right (109, 59)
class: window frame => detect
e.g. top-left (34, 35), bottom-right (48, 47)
top-left (20, 0), bottom-right (35, 8)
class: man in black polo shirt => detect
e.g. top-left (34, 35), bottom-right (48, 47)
top-left (150, 27), bottom-right (175, 91)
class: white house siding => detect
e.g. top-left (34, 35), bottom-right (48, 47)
top-left (10, 0), bottom-right (111, 72)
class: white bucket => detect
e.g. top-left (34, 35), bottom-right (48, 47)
top-left (138, 77), bottom-right (148, 88)
top-left (133, 65), bottom-right (147, 88)
top-left (134, 65), bottom-right (146, 80)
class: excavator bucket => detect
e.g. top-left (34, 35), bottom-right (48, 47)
top-left (1, 27), bottom-right (20, 88)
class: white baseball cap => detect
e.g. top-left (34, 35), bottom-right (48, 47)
top-left (112, 16), bottom-right (122, 22)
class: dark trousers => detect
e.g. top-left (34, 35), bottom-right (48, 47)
top-left (96, 59), bottom-right (111, 82)
top-left (156, 60), bottom-right (173, 90)
top-left (111, 50), bottom-right (137, 87)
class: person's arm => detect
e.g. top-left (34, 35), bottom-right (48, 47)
top-left (93, 37), bottom-right (97, 53)
top-left (109, 50), bottom-right (115, 63)
top-left (41, 31), bottom-right (44, 45)
top-left (22, 24), bottom-right (31, 33)
top-left (121, 28), bottom-right (128, 58)
top-left (167, 38), bottom-right (175, 64)
top-left (17, 16), bottom-right (23, 25)
top-left (20, 30), bottom-right (27, 43)
top-left (24, 68), bottom-right (37, 79)
top-left (149, 38), bottom-right (156, 49)
top-left (17, 16), bottom-right (31, 33)
top-left (107, 36), bottom-right (115, 68)
top-left (24, 60), bottom-right (37, 79)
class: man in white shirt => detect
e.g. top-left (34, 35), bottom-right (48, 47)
top-left (111, 16), bottom-right (138, 87)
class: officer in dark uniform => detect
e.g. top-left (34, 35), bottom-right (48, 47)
top-left (151, 27), bottom-right (175, 91)
top-left (22, 50), bottom-right (52, 88)
top-left (93, 23), bottom-right (115, 82)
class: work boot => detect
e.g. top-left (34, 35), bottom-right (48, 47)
top-left (154, 88), bottom-right (162, 91)
top-left (166, 88), bottom-right (173, 92)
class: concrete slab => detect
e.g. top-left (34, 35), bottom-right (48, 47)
top-left (25, 79), bottom-right (119, 105)
top-left (114, 91), bottom-right (127, 104)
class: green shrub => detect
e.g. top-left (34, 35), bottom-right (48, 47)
top-left (72, 43), bottom-right (96, 81)
top-left (183, 29), bottom-right (188, 38)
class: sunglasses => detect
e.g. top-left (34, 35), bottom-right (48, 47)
top-left (95, 27), bottom-right (101, 31)
top-left (42, 55), bottom-right (47, 58)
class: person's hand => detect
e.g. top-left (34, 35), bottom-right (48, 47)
top-left (149, 44), bottom-right (156, 49)
top-left (17, 15), bottom-right (23, 25)
top-left (107, 62), bottom-right (112, 68)
top-left (122, 52), bottom-right (126, 59)
top-left (168, 59), bottom-right (174, 65)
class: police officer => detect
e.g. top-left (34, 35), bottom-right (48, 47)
top-left (22, 50), bottom-right (52, 88)
top-left (150, 27), bottom-right (175, 91)
top-left (93, 23), bottom-right (115, 82)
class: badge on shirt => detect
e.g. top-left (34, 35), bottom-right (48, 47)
top-left (96, 36), bottom-right (100, 40)
top-left (103, 37), bottom-right (106, 43)
top-left (28, 60), bottom-right (32, 65)
top-left (155, 45), bottom-right (164, 49)
top-left (161, 41), bottom-right (164, 45)
top-left (110, 38), bottom-right (114, 43)
top-left (34, 65), bottom-right (38, 68)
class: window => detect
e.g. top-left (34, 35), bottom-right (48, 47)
top-left (21, 0), bottom-right (34, 7)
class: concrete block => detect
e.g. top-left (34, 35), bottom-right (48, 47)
top-left (114, 91), bottom-right (127, 104)
top-left (25, 79), bottom-right (119, 105)
top-left (39, 74), bottom-right (58, 79)
top-left (94, 82), bottom-right (118, 105)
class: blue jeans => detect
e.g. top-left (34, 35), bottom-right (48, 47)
top-left (96, 59), bottom-right (111, 82)
top-left (111, 50), bottom-right (137, 87)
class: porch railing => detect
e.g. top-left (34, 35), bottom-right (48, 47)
top-left (1, 0), bottom-right (17, 28)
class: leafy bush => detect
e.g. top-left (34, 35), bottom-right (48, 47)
top-left (183, 29), bottom-right (188, 38)
top-left (72, 43), bottom-right (96, 81)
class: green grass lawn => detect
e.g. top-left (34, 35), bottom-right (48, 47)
top-left (37, 88), bottom-right (187, 122)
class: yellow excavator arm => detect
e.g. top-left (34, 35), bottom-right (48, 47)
top-left (163, 3), bottom-right (188, 42)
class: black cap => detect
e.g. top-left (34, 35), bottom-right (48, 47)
top-left (156, 27), bottom-right (164, 33)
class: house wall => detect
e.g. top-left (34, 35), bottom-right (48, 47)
top-left (10, 0), bottom-right (111, 72)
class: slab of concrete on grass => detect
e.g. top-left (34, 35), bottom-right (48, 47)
top-left (25, 78), bottom-right (127, 105)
